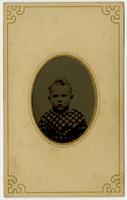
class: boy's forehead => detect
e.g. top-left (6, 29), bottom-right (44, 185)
top-left (50, 84), bottom-right (70, 93)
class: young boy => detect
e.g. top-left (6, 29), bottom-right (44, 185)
top-left (39, 78), bottom-right (87, 143)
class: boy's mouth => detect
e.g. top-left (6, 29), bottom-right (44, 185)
top-left (57, 104), bottom-right (64, 108)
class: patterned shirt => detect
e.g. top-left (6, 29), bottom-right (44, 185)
top-left (39, 108), bottom-right (87, 143)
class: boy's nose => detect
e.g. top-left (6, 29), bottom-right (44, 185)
top-left (57, 96), bottom-right (62, 102)
top-left (58, 99), bottom-right (62, 102)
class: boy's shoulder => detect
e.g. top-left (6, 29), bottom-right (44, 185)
top-left (39, 110), bottom-right (53, 121)
top-left (69, 108), bottom-right (84, 115)
top-left (68, 108), bottom-right (86, 122)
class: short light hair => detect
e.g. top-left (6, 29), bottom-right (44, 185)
top-left (48, 78), bottom-right (72, 94)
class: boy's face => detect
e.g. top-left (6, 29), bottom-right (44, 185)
top-left (49, 84), bottom-right (73, 112)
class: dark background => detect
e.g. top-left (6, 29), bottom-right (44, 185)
top-left (32, 56), bottom-right (97, 126)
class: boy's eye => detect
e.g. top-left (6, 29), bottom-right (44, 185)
top-left (52, 94), bottom-right (58, 98)
top-left (61, 94), bottom-right (67, 97)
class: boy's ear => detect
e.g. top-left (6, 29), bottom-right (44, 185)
top-left (71, 94), bottom-right (74, 99)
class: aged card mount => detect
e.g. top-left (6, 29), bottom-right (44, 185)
top-left (4, 2), bottom-right (124, 197)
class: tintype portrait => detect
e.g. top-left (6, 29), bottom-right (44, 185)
top-left (32, 55), bottom-right (97, 144)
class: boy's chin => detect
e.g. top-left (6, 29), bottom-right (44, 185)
top-left (53, 107), bottom-right (69, 113)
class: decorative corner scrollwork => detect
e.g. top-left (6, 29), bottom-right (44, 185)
top-left (8, 175), bottom-right (26, 193)
top-left (103, 174), bottom-right (120, 193)
top-left (7, 6), bottom-right (25, 24)
top-left (101, 6), bottom-right (120, 24)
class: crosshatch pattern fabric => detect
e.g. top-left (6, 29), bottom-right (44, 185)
top-left (39, 108), bottom-right (87, 143)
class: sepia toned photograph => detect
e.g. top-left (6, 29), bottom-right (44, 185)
top-left (4, 2), bottom-right (124, 197)
top-left (32, 55), bottom-right (97, 143)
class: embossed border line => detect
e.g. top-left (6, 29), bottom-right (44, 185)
top-left (6, 4), bottom-right (122, 195)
